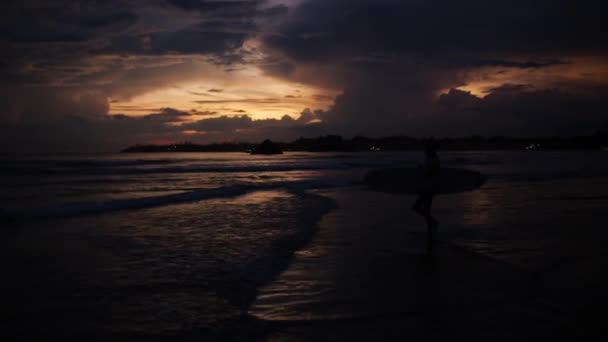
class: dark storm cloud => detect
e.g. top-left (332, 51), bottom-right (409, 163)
top-left (0, 0), bottom-right (294, 152)
top-left (180, 110), bottom-right (320, 133)
top-left (260, 0), bottom-right (608, 137)
top-left (2, 0), bottom-right (608, 152)
top-left (1, 1), bottom-right (136, 43)
top-left (193, 98), bottom-right (282, 104)
top-left (431, 86), bottom-right (608, 136)
top-left (191, 110), bottom-right (219, 116)
top-left (108, 30), bottom-right (247, 56)
top-left (183, 115), bottom-right (254, 131)
top-left (167, 0), bottom-right (262, 12)
top-left (0, 107), bottom-right (322, 153)
top-left (437, 58), bottom-right (567, 70)
top-left (0, 86), bottom-right (110, 124)
top-left (0, 0), bottom-right (284, 91)
top-left (265, 0), bottom-right (607, 62)
top-left (106, 19), bottom-right (260, 59)
top-left (141, 107), bottom-right (193, 122)
top-left (179, 108), bottom-right (324, 141)
top-left (0, 110), bottom-right (186, 153)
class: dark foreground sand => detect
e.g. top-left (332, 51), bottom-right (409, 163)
top-left (250, 187), bottom-right (607, 341)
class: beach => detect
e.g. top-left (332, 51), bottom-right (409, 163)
top-left (1, 151), bottom-right (608, 340)
top-left (254, 187), bottom-right (608, 341)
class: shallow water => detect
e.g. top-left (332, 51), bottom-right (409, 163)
top-left (1, 151), bottom-right (607, 338)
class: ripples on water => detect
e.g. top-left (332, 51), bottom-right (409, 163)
top-left (1, 151), bottom-right (607, 338)
top-left (2, 189), bottom-right (334, 338)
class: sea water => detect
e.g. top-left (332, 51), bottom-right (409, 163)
top-left (1, 151), bottom-right (607, 338)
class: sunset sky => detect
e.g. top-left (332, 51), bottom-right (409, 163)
top-left (1, 0), bottom-right (607, 152)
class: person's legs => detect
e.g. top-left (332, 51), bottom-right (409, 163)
top-left (412, 195), bottom-right (424, 215)
top-left (422, 194), bottom-right (438, 252)
top-left (413, 192), bottom-right (439, 252)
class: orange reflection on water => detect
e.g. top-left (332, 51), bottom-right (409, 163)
top-left (461, 188), bottom-right (496, 227)
top-left (230, 190), bottom-right (293, 205)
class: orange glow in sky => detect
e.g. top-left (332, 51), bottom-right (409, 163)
top-left (109, 57), bottom-right (340, 121)
top-left (452, 56), bottom-right (608, 98)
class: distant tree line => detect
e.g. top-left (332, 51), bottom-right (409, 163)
top-left (122, 131), bottom-right (608, 153)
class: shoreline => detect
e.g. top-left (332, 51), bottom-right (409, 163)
top-left (247, 186), bottom-right (601, 341)
top-left (3, 154), bottom-right (608, 340)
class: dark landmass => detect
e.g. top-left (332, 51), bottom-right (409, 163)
top-left (122, 131), bottom-right (608, 153)
top-left (251, 139), bottom-right (283, 155)
top-left (122, 142), bottom-right (255, 153)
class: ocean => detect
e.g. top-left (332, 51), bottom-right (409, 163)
top-left (1, 151), bottom-right (607, 340)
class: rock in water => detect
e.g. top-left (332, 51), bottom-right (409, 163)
top-left (251, 140), bottom-right (283, 155)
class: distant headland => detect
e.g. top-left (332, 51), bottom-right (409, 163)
top-left (122, 132), bottom-right (608, 153)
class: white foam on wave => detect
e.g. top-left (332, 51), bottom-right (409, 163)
top-left (0, 158), bottom-right (407, 177)
top-left (2, 179), bottom-right (351, 222)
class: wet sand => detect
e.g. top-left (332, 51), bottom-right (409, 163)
top-left (251, 187), bottom-right (607, 341)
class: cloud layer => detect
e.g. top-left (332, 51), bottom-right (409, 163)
top-left (1, 0), bottom-right (607, 152)
top-left (262, 0), bottom-right (608, 136)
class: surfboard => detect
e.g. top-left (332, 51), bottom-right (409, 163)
top-left (364, 167), bottom-right (487, 195)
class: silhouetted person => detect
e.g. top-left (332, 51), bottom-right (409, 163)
top-left (412, 139), bottom-right (440, 253)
